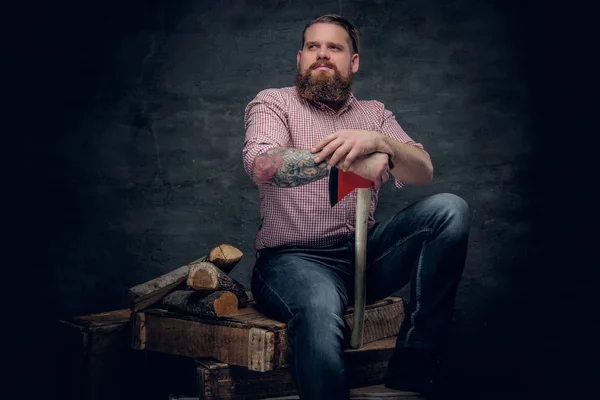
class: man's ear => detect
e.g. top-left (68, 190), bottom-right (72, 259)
top-left (297, 51), bottom-right (302, 69)
top-left (351, 53), bottom-right (359, 73)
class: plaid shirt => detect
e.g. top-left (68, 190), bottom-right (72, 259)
top-left (243, 86), bottom-right (425, 251)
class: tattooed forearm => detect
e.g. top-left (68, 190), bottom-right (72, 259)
top-left (252, 147), bottom-right (329, 187)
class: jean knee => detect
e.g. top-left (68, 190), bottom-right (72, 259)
top-left (431, 192), bottom-right (469, 212)
top-left (297, 299), bottom-right (345, 329)
top-left (429, 192), bottom-right (469, 221)
top-left (289, 308), bottom-right (347, 352)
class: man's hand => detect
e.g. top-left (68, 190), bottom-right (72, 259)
top-left (346, 152), bottom-right (391, 191)
top-left (311, 130), bottom-right (385, 171)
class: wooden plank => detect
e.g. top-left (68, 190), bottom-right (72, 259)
top-left (71, 309), bottom-right (131, 327)
top-left (344, 335), bottom-right (400, 388)
top-left (143, 313), bottom-right (270, 368)
top-left (248, 327), bottom-right (276, 371)
top-left (345, 297), bottom-right (405, 346)
top-left (261, 386), bottom-right (424, 400)
top-left (133, 297), bottom-right (404, 372)
top-left (132, 311), bottom-right (146, 350)
top-left (56, 309), bottom-right (138, 400)
top-left (195, 336), bottom-right (399, 400)
top-left (349, 384), bottom-right (424, 399)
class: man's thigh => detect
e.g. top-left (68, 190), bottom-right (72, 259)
top-left (363, 198), bottom-right (436, 302)
top-left (251, 245), bottom-right (353, 323)
top-left (364, 192), bottom-right (469, 302)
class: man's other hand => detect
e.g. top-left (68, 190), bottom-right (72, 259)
top-left (346, 152), bottom-right (390, 190)
top-left (311, 129), bottom-right (385, 170)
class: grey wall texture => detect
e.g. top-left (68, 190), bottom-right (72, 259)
top-left (6, 0), bottom-right (597, 398)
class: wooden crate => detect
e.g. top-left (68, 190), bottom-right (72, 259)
top-left (196, 336), bottom-right (398, 400)
top-left (56, 309), bottom-right (137, 400)
top-left (133, 297), bottom-right (404, 372)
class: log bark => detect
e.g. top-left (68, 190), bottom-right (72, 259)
top-left (187, 261), bottom-right (249, 306)
top-left (207, 244), bottom-right (243, 273)
top-left (162, 290), bottom-right (239, 317)
top-left (128, 256), bottom-right (206, 312)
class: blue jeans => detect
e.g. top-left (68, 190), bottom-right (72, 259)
top-left (250, 193), bottom-right (470, 399)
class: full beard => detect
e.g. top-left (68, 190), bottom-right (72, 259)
top-left (294, 64), bottom-right (353, 103)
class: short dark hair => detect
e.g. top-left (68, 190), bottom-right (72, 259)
top-left (302, 14), bottom-right (360, 55)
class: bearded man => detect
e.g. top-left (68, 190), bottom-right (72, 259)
top-left (242, 14), bottom-right (471, 399)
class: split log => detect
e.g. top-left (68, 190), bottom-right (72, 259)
top-left (187, 261), bottom-right (249, 306)
top-left (207, 244), bottom-right (243, 273)
top-left (163, 290), bottom-right (239, 317)
top-left (127, 256), bottom-right (206, 312)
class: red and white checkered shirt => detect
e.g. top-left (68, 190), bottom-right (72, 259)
top-left (243, 86), bottom-right (425, 251)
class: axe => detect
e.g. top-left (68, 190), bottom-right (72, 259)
top-left (328, 166), bottom-right (372, 349)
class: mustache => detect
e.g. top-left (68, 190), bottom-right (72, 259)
top-left (310, 60), bottom-right (337, 70)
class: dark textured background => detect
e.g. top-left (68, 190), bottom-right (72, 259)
top-left (5, 0), bottom-right (597, 398)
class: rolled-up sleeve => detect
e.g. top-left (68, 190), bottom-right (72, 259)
top-left (243, 90), bottom-right (291, 179)
top-left (379, 103), bottom-right (428, 189)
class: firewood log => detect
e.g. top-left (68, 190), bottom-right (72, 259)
top-left (128, 256), bottom-right (206, 312)
top-left (207, 244), bottom-right (243, 273)
top-left (187, 261), bottom-right (249, 306)
top-left (162, 290), bottom-right (238, 317)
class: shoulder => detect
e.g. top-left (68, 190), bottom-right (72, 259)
top-left (245, 87), bottom-right (300, 124)
top-left (356, 98), bottom-right (385, 110)
top-left (251, 86), bottom-right (298, 106)
top-left (353, 96), bottom-right (387, 120)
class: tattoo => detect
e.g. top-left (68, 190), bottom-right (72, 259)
top-left (252, 147), bottom-right (329, 187)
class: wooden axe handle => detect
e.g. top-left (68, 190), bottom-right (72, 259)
top-left (350, 187), bottom-right (370, 348)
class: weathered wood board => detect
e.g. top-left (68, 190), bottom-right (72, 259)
top-left (132, 297), bottom-right (404, 372)
top-left (56, 309), bottom-right (137, 400)
top-left (196, 336), bottom-right (398, 399)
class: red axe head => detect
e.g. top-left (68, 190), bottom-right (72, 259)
top-left (328, 166), bottom-right (372, 207)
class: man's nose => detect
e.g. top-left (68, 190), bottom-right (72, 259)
top-left (316, 46), bottom-right (330, 59)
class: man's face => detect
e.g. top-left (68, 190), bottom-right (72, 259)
top-left (295, 23), bottom-right (359, 103)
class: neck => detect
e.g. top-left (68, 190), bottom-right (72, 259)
top-left (322, 100), bottom-right (343, 112)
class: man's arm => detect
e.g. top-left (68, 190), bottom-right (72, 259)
top-left (312, 130), bottom-right (433, 186)
top-left (378, 136), bottom-right (433, 185)
top-left (311, 103), bottom-right (433, 187)
top-left (252, 147), bottom-right (330, 187)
